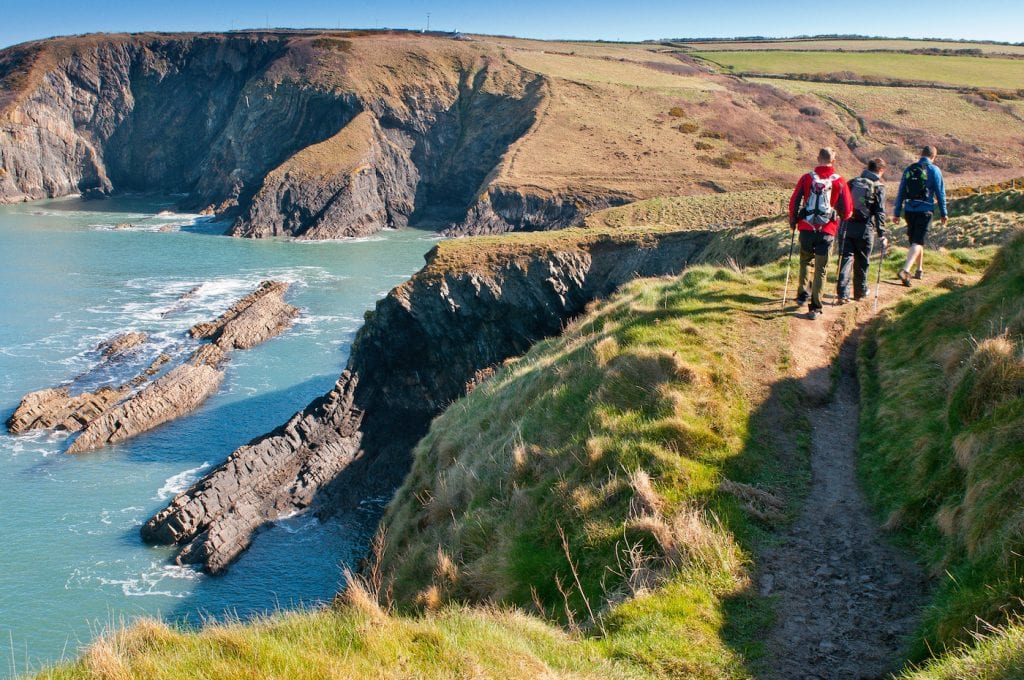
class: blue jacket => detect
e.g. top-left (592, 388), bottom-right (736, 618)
top-left (895, 157), bottom-right (947, 219)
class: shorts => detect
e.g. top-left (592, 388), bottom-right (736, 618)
top-left (904, 211), bottom-right (932, 246)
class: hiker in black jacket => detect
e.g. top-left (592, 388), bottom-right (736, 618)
top-left (836, 158), bottom-right (889, 303)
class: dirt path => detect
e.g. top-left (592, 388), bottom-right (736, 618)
top-left (760, 283), bottom-right (930, 679)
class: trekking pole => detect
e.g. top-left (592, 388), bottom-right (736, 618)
top-left (782, 228), bottom-right (796, 310)
top-left (873, 239), bottom-right (886, 313)
top-left (833, 223), bottom-right (846, 305)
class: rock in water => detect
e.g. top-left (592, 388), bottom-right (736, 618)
top-left (189, 280), bottom-right (298, 350)
top-left (67, 345), bottom-right (227, 454)
top-left (97, 331), bottom-right (148, 357)
top-left (7, 386), bottom-right (129, 434)
top-left (7, 353), bottom-right (168, 434)
top-left (141, 371), bottom-right (363, 574)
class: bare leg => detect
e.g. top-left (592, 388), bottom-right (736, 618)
top-left (902, 244), bottom-right (922, 274)
top-left (914, 247), bottom-right (925, 275)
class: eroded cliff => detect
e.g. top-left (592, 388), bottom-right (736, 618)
top-left (141, 215), bottom-right (786, 572)
top-left (0, 31), bottom-right (551, 237)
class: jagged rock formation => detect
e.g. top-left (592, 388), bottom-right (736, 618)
top-left (0, 32), bottom-right (550, 237)
top-left (141, 370), bottom-right (364, 573)
top-left (144, 227), bottom-right (742, 572)
top-left (7, 281), bottom-right (298, 452)
top-left (189, 280), bottom-right (298, 350)
top-left (67, 344), bottom-right (227, 453)
top-left (98, 331), bottom-right (148, 357)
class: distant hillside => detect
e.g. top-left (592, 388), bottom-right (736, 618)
top-left (2, 32), bottom-right (1021, 239)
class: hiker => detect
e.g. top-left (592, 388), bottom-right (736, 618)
top-left (836, 158), bottom-right (890, 303)
top-left (893, 145), bottom-right (947, 286)
top-left (789, 147), bottom-right (853, 319)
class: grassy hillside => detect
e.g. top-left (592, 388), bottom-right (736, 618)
top-left (675, 39), bottom-right (1024, 56)
top-left (858, 231), bottom-right (1024, 664)
top-left (692, 50), bottom-right (1024, 90)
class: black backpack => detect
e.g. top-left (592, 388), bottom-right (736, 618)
top-left (903, 162), bottom-right (929, 201)
top-left (848, 176), bottom-right (880, 221)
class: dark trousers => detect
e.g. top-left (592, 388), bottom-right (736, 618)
top-left (836, 229), bottom-right (875, 300)
top-left (798, 230), bottom-right (834, 311)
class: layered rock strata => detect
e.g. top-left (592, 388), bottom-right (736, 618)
top-left (67, 344), bottom-right (227, 453)
top-left (189, 280), bottom-right (298, 350)
top-left (0, 32), bottom-right (552, 238)
top-left (7, 281), bottom-right (297, 452)
top-left (144, 229), bottom-right (736, 572)
top-left (141, 371), bottom-right (363, 573)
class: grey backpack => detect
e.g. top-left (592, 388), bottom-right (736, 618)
top-left (803, 171), bottom-right (840, 228)
top-left (848, 176), bottom-right (880, 221)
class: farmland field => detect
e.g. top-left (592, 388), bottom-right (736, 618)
top-left (677, 38), bottom-right (1024, 55)
top-left (691, 50), bottom-right (1024, 89)
top-left (753, 78), bottom-right (1024, 167)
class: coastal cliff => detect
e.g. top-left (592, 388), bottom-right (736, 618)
top-left (142, 227), bottom-right (738, 572)
top-left (0, 31), bottom-right (553, 237)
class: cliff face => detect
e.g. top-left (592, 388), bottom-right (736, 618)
top-left (0, 32), bottom-right (549, 237)
top-left (142, 228), bottom-right (728, 572)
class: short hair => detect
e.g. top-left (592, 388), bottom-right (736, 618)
top-left (921, 145), bottom-right (938, 158)
top-left (818, 147), bottom-right (836, 164)
top-left (867, 158), bottom-right (887, 173)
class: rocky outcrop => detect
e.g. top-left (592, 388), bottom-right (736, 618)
top-left (189, 280), bottom-right (298, 350)
top-left (0, 32), bottom-right (551, 239)
top-left (98, 331), bottom-right (148, 357)
top-left (7, 385), bottom-right (129, 434)
top-left (141, 370), bottom-right (364, 573)
top-left (67, 344), bottom-right (227, 453)
top-left (8, 281), bottom-right (298, 452)
top-left (144, 228), bottom-right (733, 572)
top-left (451, 185), bottom-right (633, 236)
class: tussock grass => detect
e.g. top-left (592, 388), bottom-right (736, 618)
top-left (858, 232), bottom-right (1024, 662)
top-left (378, 257), bottom-right (808, 676)
top-left (36, 603), bottom-right (639, 680)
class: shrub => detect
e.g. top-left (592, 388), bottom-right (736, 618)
top-left (668, 106), bottom-right (686, 118)
top-left (700, 130), bottom-right (725, 140)
top-left (798, 106), bottom-right (822, 116)
top-left (676, 122), bottom-right (698, 133)
top-left (895, 108), bottom-right (910, 115)
top-left (694, 141), bottom-right (714, 151)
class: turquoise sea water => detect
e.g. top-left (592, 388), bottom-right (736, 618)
top-left (0, 196), bottom-right (436, 677)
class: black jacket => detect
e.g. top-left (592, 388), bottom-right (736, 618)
top-left (841, 170), bottom-right (887, 240)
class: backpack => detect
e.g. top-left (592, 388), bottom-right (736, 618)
top-left (802, 171), bottom-right (840, 228)
top-left (848, 176), bottom-right (880, 221)
top-left (903, 162), bottom-right (929, 201)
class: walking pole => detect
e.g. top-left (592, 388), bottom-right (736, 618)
top-left (782, 228), bottom-right (796, 310)
top-left (833, 222), bottom-right (846, 305)
top-left (873, 239), bottom-right (886, 313)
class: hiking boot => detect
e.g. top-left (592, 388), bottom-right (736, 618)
top-left (836, 296), bottom-right (850, 305)
top-left (795, 291), bottom-right (809, 307)
top-left (808, 308), bottom-right (821, 320)
top-left (898, 270), bottom-right (912, 287)
top-left (914, 269), bottom-right (924, 280)
top-left (854, 288), bottom-right (869, 301)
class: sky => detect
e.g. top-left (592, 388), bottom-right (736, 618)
top-left (1, 0), bottom-right (1022, 49)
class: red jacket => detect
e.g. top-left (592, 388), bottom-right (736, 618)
top-left (789, 165), bottom-right (853, 236)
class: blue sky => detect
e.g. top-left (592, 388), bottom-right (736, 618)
top-left (2, 0), bottom-right (1022, 49)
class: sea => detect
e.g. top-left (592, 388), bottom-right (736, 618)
top-left (0, 195), bottom-right (437, 677)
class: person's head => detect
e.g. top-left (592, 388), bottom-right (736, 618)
top-left (921, 145), bottom-right (938, 160)
top-left (817, 147), bottom-right (836, 166)
top-left (867, 157), bottom-right (887, 178)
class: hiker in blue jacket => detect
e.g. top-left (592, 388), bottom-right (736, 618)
top-left (893, 145), bottom-right (947, 286)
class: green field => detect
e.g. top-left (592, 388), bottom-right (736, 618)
top-left (692, 50), bottom-right (1024, 89)
top-left (679, 39), bottom-right (1024, 56)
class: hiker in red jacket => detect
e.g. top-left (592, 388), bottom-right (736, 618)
top-left (788, 147), bottom-right (853, 319)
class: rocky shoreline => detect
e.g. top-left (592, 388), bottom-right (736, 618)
top-left (6, 281), bottom-right (298, 452)
top-left (143, 229), bottom-right (731, 573)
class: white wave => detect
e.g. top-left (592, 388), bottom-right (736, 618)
top-left (97, 562), bottom-right (203, 598)
top-left (155, 462), bottom-right (211, 501)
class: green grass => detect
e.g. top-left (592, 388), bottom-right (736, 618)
top-left (36, 602), bottom-right (642, 680)
top-left (692, 51), bottom-right (1024, 90)
top-left (379, 257), bottom-right (810, 677)
top-left (900, 618), bottom-right (1024, 679)
top-left (858, 231), bottom-right (1024, 661)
